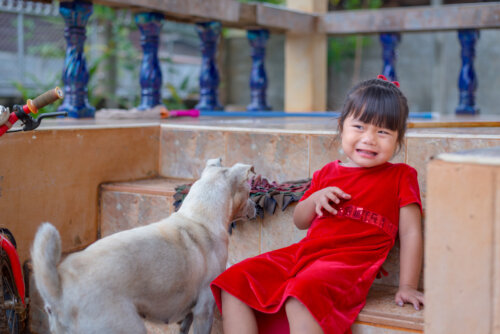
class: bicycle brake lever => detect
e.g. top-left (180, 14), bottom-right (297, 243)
top-left (37, 111), bottom-right (68, 119)
top-left (12, 105), bottom-right (39, 131)
top-left (12, 106), bottom-right (66, 132)
top-left (21, 111), bottom-right (68, 132)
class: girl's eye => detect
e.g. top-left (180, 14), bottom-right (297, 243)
top-left (353, 124), bottom-right (363, 130)
top-left (378, 130), bottom-right (393, 135)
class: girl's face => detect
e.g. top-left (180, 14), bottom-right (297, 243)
top-left (340, 115), bottom-right (398, 168)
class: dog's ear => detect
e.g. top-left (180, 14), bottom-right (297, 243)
top-left (229, 163), bottom-right (254, 183)
top-left (205, 158), bottom-right (222, 168)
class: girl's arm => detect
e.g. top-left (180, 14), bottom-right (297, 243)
top-left (395, 203), bottom-right (424, 310)
top-left (293, 187), bottom-right (350, 230)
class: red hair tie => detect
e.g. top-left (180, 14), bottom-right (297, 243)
top-left (377, 74), bottom-right (400, 88)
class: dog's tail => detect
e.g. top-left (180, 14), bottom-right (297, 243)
top-left (31, 222), bottom-right (62, 306)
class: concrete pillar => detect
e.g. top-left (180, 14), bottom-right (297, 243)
top-left (425, 147), bottom-right (500, 333)
top-left (285, 0), bottom-right (327, 112)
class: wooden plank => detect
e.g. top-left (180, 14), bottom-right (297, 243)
top-left (238, 2), bottom-right (257, 26)
top-left (47, 0), bottom-right (315, 33)
top-left (319, 2), bottom-right (500, 35)
top-left (257, 4), bottom-right (317, 34)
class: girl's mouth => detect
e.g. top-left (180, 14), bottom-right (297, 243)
top-left (356, 149), bottom-right (377, 157)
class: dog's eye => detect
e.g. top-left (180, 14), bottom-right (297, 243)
top-left (45, 306), bottom-right (52, 315)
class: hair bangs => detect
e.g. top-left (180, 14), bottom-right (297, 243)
top-left (338, 78), bottom-right (409, 148)
top-left (351, 88), bottom-right (403, 132)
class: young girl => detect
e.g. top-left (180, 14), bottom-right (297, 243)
top-left (210, 75), bottom-right (424, 334)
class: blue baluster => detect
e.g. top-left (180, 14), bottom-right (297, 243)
top-left (195, 22), bottom-right (223, 111)
top-left (380, 33), bottom-right (401, 81)
top-left (58, 1), bottom-right (95, 118)
top-left (456, 29), bottom-right (480, 115)
top-left (135, 12), bottom-right (164, 110)
top-left (247, 29), bottom-right (271, 112)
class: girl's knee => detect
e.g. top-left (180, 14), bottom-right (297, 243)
top-left (285, 298), bottom-right (323, 334)
top-left (221, 291), bottom-right (250, 312)
top-left (285, 297), bottom-right (307, 313)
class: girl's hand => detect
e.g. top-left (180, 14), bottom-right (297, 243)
top-left (310, 187), bottom-right (351, 217)
top-left (395, 285), bottom-right (424, 311)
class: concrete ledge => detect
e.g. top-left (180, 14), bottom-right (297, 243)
top-left (436, 146), bottom-right (500, 166)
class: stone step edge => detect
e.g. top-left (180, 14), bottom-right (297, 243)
top-left (358, 284), bottom-right (423, 331)
top-left (100, 177), bottom-right (194, 197)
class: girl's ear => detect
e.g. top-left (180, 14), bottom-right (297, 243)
top-left (337, 119), bottom-right (343, 137)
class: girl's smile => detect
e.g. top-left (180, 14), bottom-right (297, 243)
top-left (341, 115), bottom-right (398, 168)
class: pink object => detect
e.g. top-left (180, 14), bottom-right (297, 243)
top-left (168, 109), bottom-right (200, 118)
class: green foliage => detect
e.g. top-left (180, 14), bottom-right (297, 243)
top-left (330, 0), bottom-right (382, 9)
top-left (14, 5), bottom-right (143, 110)
top-left (327, 0), bottom-right (382, 71)
top-left (163, 59), bottom-right (197, 110)
top-left (25, 16), bottom-right (65, 58)
top-left (15, 4), bottom-right (198, 111)
top-left (86, 5), bottom-right (141, 109)
top-left (165, 83), bottom-right (187, 110)
top-left (237, 0), bottom-right (286, 4)
top-left (13, 74), bottom-right (63, 117)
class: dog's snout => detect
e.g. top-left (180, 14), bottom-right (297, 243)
top-left (246, 199), bottom-right (257, 220)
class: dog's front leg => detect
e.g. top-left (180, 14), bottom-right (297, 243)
top-left (192, 309), bottom-right (214, 334)
top-left (192, 291), bottom-right (215, 334)
top-left (179, 312), bottom-right (193, 334)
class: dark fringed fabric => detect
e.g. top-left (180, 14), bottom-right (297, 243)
top-left (173, 176), bottom-right (312, 219)
top-left (250, 175), bottom-right (311, 219)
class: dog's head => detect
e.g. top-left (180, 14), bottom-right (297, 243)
top-left (182, 158), bottom-right (255, 225)
top-left (226, 162), bottom-right (256, 221)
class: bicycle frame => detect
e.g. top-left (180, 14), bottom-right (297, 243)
top-left (0, 236), bottom-right (25, 307)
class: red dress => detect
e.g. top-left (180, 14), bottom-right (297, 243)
top-left (211, 160), bottom-right (422, 334)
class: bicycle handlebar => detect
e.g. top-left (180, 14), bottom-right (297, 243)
top-left (25, 87), bottom-right (64, 114)
top-left (0, 87), bottom-right (64, 137)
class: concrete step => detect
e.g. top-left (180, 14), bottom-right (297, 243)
top-left (354, 284), bottom-right (423, 333)
top-left (97, 177), bottom-right (424, 334)
top-left (99, 177), bottom-right (192, 238)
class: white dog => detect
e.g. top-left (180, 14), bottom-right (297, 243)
top-left (31, 158), bottom-right (255, 334)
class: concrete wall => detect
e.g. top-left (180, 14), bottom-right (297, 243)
top-left (0, 125), bottom-right (159, 263)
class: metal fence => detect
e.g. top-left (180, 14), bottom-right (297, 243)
top-left (0, 0), bottom-right (61, 98)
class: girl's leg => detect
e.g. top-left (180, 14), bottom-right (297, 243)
top-left (285, 297), bottom-right (323, 334)
top-left (221, 290), bottom-right (258, 334)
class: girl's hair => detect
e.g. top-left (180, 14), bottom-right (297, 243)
top-left (338, 78), bottom-right (409, 148)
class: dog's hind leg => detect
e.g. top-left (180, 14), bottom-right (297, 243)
top-left (179, 312), bottom-right (193, 334)
top-left (78, 301), bottom-right (147, 334)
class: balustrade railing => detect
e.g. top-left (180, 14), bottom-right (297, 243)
top-left (5, 0), bottom-right (497, 116)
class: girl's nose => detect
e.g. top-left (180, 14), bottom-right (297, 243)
top-left (361, 131), bottom-right (376, 144)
